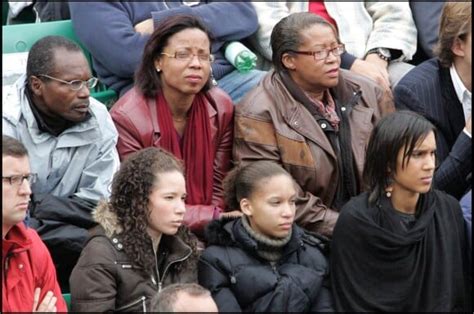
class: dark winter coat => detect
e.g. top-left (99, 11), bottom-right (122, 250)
top-left (69, 203), bottom-right (199, 312)
top-left (198, 218), bottom-right (334, 312)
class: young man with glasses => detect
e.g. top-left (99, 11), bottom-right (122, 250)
top-left (2, 35), bottom-right (120, 292)
top-left (2, 135), bottom-right (67, 312)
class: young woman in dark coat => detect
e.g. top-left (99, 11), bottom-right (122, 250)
top-left (198, 161), bottom-right (334, 312)
top-left (331, 111), bottom-right (471, 312)
top-left (69, 148), bottom-right (199, 312)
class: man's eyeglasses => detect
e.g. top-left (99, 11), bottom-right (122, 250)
top-left (161, 51), bottom-right (215, 63)
top-left (37, 74), bottom-right (99, 91)
top-left (3, 173), bottom-right (38, 187)
top-left (289, 44), bottom-right (345, 61)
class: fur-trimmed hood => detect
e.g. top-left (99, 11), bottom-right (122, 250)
top-left (204, 217), bottom-right (239, 247)
top-left (92, 201), bottom-right (123, 237)
top-left (204, 217), bottom-right (330, 255)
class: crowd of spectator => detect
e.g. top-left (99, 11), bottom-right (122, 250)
top-left (2, 1), bottom-right (471, 312)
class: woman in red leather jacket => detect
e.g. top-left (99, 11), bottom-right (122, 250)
top-left (110, 15), bottom-right (236, 237)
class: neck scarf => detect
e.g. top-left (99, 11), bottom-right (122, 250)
top-left (304, 89), bottom-right (340, 131)
top-left (241, 216), bottom-right (292, 262)
top-left (26, 86), bottom-right (90, 136)
top-left (156, 91), bottom-right (214, 205)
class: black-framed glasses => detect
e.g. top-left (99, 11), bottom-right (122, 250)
top-left (37, 74), bottom-right (99, 91)
top-left (289, 44), bottom-right (345, 61)
top-left (161, 51), bottom-right (215, 63)
top-left (3, 173), bottom-right (38, 187)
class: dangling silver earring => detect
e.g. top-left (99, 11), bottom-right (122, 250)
top-left (156, 68), bottom-right (161, 73)
top-left (385, 177), bottom-right (393, 198)
top-left (210, 68), bottom-right (217, 86)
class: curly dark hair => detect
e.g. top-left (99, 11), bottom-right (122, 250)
top-left (108, 147), bottom-right (186, 274)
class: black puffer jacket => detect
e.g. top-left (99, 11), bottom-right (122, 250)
top-left (198, 218), bottom-right (334, 312)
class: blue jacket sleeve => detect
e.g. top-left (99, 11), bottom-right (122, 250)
top-left (70, 2), bottom-right (153, 78)
top-left (151, 2), bottom-right (258, 43)
top-left (433, 133), bottom-right (471, 199)
top-left (409, 2), bottom-right (444, 58)
top-left (340, 51), bottom-right (357, 70)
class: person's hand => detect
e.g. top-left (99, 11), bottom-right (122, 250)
top-left (465, 115), bottom-right (471, 135)
top-left (134, 18), bottom-right (154, 34)
top-left (351, 57), bottom-right (390, 92)
top-left (220, 210), bottom-right (243, 219)
top-left (32, 288), bottom-right (57, 312)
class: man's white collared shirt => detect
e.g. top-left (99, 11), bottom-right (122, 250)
top-left (450, 65), bottom-right (471, 121)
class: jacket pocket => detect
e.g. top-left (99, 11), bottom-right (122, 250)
top-left (115, 296), bottom-right (147, 312)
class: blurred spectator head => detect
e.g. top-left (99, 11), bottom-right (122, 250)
top-left (106, 147), bottom-right (185, 272)
top-left (270, 12), bottom-right (340, 73)
top-left (363, 111), bottom-right (437, 204)
top-left (26, 35), bottom-right (94, 123)
top-left (435, 2), bottom-right (471, 67)
top-left (223, 161), bottom-right (297, 238)
top-left (135, 14), bottom-right (214, 99)
top-left (2, 135), bottom-right (32, 236)
top-left (151, 283), bottom-right (217, 312)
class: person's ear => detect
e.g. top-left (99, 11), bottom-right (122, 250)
top-left (282, 52), bottom-right (297, 71)
top-left (240, 198), bottom-right (253, 216)
top-left (154, 58), bottom-right (163, 73)
top-left (451, 36), bottom-right (467, 58)
top-left (29, 76), bottom-right (44, 97)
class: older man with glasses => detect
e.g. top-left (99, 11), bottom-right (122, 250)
top-left (2, 35), bottom-right (120, 292)
top-left (2, 135), bottom-right (68, 312)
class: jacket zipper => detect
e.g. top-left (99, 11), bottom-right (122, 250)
top-left (158, 250), bottom-right (192, 290)
top-left (114, 295), bottom-right (147, 312)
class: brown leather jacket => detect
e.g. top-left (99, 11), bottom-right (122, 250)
top-left (234, 70), bottom-right (394, 237)
top-left (70, 203), bottom-right (199, 312)
top-left (110, 87), bottom-right (234, 237)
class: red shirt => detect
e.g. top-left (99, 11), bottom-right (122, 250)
top-left (309, 1), bottom-right (337, 27)
top-left (2, 223), bottom-right (67, 312)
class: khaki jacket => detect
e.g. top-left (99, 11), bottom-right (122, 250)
top-left (234, 70), bottom-right (394, 236)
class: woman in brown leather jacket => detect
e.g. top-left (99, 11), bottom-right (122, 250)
top-left (69, 148), bottom-right (199, 312)
top-left (234, 12), bottom-right (395, 237)
top-left (110, 15), bottom-right (236, 238)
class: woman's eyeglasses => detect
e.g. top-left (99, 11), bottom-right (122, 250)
top-left (289, 44), bottom-right (345, 61)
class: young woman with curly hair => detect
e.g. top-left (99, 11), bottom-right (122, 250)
top-left (69, 147), bottom-right (199, 312)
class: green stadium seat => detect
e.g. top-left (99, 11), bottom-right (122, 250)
top-left (62, 293), bottom-right (71, 311)
top-left (2, 20), bottom-right (117, 108)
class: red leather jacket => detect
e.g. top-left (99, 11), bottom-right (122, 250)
top-left (110, 87), bottom-right (234, 237)
top-left (2, 223), bottom-right (67, 312)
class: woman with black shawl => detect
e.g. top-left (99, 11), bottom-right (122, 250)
top-left (331, 111), bottom-right (471, 312)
